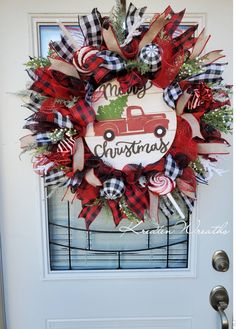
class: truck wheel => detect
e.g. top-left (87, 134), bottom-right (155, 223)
top-left (154, 126), bottom-right (166, 138)
top-left (104, 129), bottom-right (115, 141)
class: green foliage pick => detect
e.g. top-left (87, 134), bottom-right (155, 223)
top-left (24, 56), bottom-right (50, 69)
top-left (176, 57), bottom-right (204, 81)
top-left (96, 95), bottom-right (128, 121)
top-left (202, 106), bottom-right (233, 133)
top-left (126, 60), bottom-right (150, 75)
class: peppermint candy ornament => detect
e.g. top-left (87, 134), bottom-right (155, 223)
top-left (100, 178), bottom-right (125, 200)
top-left (139, 44), bottom-right (162, 73)
top-left (148, 173), bottom-right (175, 195)
top-left (148, 173), bottom-right (185, 219)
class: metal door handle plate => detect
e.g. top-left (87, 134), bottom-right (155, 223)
top-left (210, 286), bottom-right (229, 329)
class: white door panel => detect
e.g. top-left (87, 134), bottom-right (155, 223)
top-left (0, 0), bottom-right (233, 329)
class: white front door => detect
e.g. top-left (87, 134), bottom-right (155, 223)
top-left (0, 0), bottom-right (233, 329)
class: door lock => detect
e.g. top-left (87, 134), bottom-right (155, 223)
top-left (212, 250), bottom-right (230, 272)
top-left (210, 286), bottom-right (229, 329)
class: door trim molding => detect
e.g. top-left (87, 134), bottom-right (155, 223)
top-left (30, 12), bottom-right (206, 281)
top-left (47, 317), bottom-right (192, 329)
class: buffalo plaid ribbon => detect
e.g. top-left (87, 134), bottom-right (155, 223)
top-left (125, 185), bottom-right (148, 220)
top-left (45, 169), bottom-right (68, 187)
top-left (125, 2), bottom-right (147, 34)
top-left (188, 63), bottom-right (227, 83)
top-left (172, 25), bottom-right (198, 54)
top-left (97, 50), bottom-right (125, 71)
top-left (107, 200), bottom-right (125, 226)
top-left (159, 196), bottom-right (175, 218)
top-left (118, 71), bottom-right (147, 94)
top-left (36, 132), bottom-right (52, 146)
top-left (50, 35), bottom-right (76, 63)
top-left (70, 99), bottom-right (95, 126)
top-left (79, 201), bottom-right (103, 229)
top-left (165, 154), bottom-right (183, 180)
top-left (164, 8), bottom-right (186, 36)
top-left (22, 93), bottom-right (42, 112)
top-left (53, 111), bottom-right (73, 128)
top-left (28, 68), bottom-right (56, 97)
top-left (79, 8), bottom-right (102, 47)
top-left (163, 82), bottom-right (182, 109)
top-left (180, 192), bottom-right (195, 213)
top-left (85, 54), bottom-right (110, 84)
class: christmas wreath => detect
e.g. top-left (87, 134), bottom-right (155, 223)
top-left (20, 3), bottom-right (232, 228)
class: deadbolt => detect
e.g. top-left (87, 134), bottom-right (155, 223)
top-left (212, 250), bottom-right (230, 272)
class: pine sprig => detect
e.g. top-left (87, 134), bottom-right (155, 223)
top-left (126, 60), bottom-right (150, 75)
top-left (202, 106), bottom-right (233, 133)
top-left (110, 1), bottom-right (126, 44)
top-left (55, 97), bottom-right (79, 108)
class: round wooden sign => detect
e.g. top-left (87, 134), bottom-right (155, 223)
top-left (85, 79), bottom-right (177, 170)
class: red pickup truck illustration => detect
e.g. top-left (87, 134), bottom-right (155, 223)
top-left (94, 106), bottom-right (169, 141)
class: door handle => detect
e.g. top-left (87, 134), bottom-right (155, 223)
top-left (210, 286), bottom-right (229, 329)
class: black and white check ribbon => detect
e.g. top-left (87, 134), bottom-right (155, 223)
top-left (188, 63), bottom-right (227, 83)
top-left (160, 196), bottom-right (175, 218)
top-left (163, 82), bottom-right (183, 109)
top-left (50, 35), bottom-right (76, 63)
top-left (22, 93), bottom-right (42, 112)
top-left (100, 178), bottom-right (125, 200)
top-left (97, 50), bottom-right (126, 71)
top-left (165, 154), bottom-right (183, 181)
top-left (180, 192), bottom-right (195, 213)
top-left (45, 169), bottom-right (68, 187)
top-left (36, 132), bottom-right (52, 146)
top-left (53, 111), bottom-right (73, 129)
top-left (125, 2), bottom-right (147, 34)
top-left (79, 8), bottom-right (102, 47)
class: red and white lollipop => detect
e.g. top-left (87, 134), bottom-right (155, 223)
top-left (148, 173), bottom-right (185, 219)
